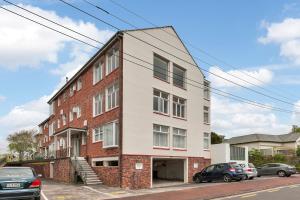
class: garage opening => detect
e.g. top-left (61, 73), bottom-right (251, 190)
top-left (152, 158), bottom-right (186, 187)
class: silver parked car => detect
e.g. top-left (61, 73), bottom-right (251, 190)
top-left (257, 163), bottom-right (297, 177)
top-left (239, 163), bottom-right (257, 179)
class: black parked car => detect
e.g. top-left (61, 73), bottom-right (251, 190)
top-left (0, 167), bottom-right (42, 200)
top-left (193, 163), bottom-right (246, 183)
top-left (257, 163), bottom-right (297, 177)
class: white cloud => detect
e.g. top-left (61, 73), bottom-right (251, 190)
top-left (0, 4), bottom-right (114, 153)
top-left (259, 18), bottom-right (300, 65)
top-left (211, 96), bottom-right (291, 138)
top-left (208, 66), bottom-right (273, 88)
top-left (0, 4), bottom-right (113, 70)
top-left (292, 100), bottom-right (300, 124)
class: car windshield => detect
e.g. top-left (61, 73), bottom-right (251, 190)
top-left (248, 163), bottom-right (255, 168)
top-left (0, 168), bottom-right (34, 178)
top-left (230, 164), bottom-right (242, 169)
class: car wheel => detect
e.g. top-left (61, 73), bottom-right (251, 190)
top-left (244, 175), bottom-right (249, 180)
top-left (194, 176), bottom-right (202, 183)
top-left (249, 177), bottom-right (254, 180)
top-left (286, 174), bottom-right (291, 177)
top-left (35, 197), bottom-right (41, 200)
top-left (223, 174), bottom-right (232, 182)
top-left (277, 170), bottom-right (286, 177)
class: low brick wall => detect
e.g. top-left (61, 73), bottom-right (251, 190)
top-left (188, 157), bottom-right (211, 183)
top-left (6, 158), bottom-right (74, 184)
top-left (93, 166), bottom-right (120, 186)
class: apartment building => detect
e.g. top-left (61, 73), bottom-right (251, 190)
top-left (36, 26), bottom-right (211, 189)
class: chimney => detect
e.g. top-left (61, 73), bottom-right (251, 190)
top-left (66, 77), bottom-right (69, 83)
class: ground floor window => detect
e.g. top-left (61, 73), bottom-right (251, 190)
top-left (91, 157), bottom-right (119, 167)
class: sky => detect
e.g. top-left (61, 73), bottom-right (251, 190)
top-left (0, 0), bottom-right (300, 153)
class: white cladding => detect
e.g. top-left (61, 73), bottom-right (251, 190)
top-left (122, 27), bottom-right (210, 158)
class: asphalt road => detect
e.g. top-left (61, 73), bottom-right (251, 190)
top-left (217, 184), bottom-right (300, 200)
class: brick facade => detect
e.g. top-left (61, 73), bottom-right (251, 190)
top-left (120, 155), bottom-right (152, 189)
top-left (92, 166), bottom-right (120, 186)
top-left (188, 157), bottom-right (211, 183)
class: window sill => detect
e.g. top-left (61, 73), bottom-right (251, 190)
top-left (173, 116), bottom-right (187, 121)
top-left (173, 148), bottom-right (187, 151)
top-left (93, 112), bottom-right (104, 118)
top-left (93, 78), bottom-right (104, 86)
top-left (204, 122), bottom-right (210, 125)
top-left (153, 146), bottom-right (170, 150)
top-left (103, 145), bottom-right (119, 149)
top-left (92, 140), bottom-right (102, 144)
top-left (153, 111), bottom-right (170, 117)
top-left (153, 76), bottom-right (170, 84)
top-left (106, 106), bottom-right (119, 113)
top-left (204, 98), bottom-right (210, 101)
top-left (106, 66), bottom-right (119, 76)
top-left (173, 84), bottom-right (187, 91)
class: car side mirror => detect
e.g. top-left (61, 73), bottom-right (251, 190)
top-left (37, 174), bottom-right (43, 178)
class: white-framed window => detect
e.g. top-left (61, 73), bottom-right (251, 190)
top-left (204, 80), bottom-right (210, 100)
top-left (93, 62), bottom-right (103, 84)
top-left (57, 119), bottom-right (60, 129)
top-left (59, 138), bottom-right (66, 149)
top-left (173, 128), bottom-right (187, 149)
top-left (77, 78), bottom-right (82, 91)
top-left (106, 82), bottom-right (119, 111)
top-left (57, 98), bottom-right (61, 107)
top-left (153, 124), bottom-right (169, 148)
top-left (93, 126), bottom-right (103, 143)
top-left (49, 122), bottom-right (54, 136)
top-left (69, 111), bottom-right (73, 122)
top-left (49, 102), bottom-right (55, 115)
top-left (93, 93), bottom-right (104, 116)
top-left (91, 157), bottom-right (119, 167)
top-left (173, 64), bottom-right (186, 88)
top-left (70, 84), bottom-right (76, 97)
top-left (103, 121), bottom-right (119, 148)
top-left (82, 133), bottom-right (87, 145)
top-left (153, 54), bottom-right (169, 81)
top-left (173, 96), bottom-right (186, 118)
top-left (62, 114), bottom-right (67, 126)
top-left (203, 132), bottom-right (210, 150)
top-left (63, 92), bottom-right (68, 102)
top-left (77, 106), bottom-right (81, 118)
top-left (204, 106), bottom-right (210, 124)
top-left (153, 89), bottom-right (169, 114)
top-left (106, 47), bottom-right (119, 75)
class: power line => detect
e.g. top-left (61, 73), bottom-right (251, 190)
top-left (1, 4), bottom-right (299, 115)
top-left (108, 0), bottom-right (298, 102)
top-left (58, 0), bottom-right (300, 109)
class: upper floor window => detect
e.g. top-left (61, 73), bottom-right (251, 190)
top-left (62, 114), bottom-right (67, 126)
top-left (154, 54), bottom-right (169, 82)
top-left (203, 132), bottom-right (210, 150)
top-left (173, 96), bottom-right (186, 118)
top-left (204, 106), bottom-right (210, 124)
top-left (69, 111), bottom-right (73, 122)
top-left (57, 119), bottom-right (61, 129)
top-left (93, 126), bottom-right (103, 143)
top-left (73, 106), bottom-right (81, 118)
top-left (173, 64), bottom-right (186, 88)
top-left (70, 84), bottom-right (76, 97)
top-left (63, 92), bottom-right (68, 102)
top-left (93, 93), bottom-right (104, 116)
top-left (49, 122), bottom-right (54, 136)
top-left (204, 81), bottom-right (210, 100)
top-left (173, 128), bottom-right (187, 149)
top-left (106, 82), bottom-right (119, 111)
top-left (106, 47), bottom-right (119, 75)
top-left (77, 78), bottom-right (82, 91)
top-left (57, 98), bottom-right (61, 107)
top-left (103, 121), bottom-right (119, 148)
top-left (49, 102), bottom-right (55, 115)
top-left (153, 124), bottom-right (169, 148)
top-left (153, 89), bottom-right (169, 114)
top-left (93, 62), bottom-right (103, 84)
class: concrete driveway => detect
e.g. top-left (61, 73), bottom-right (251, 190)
top-left (41, 175), bottom-right (300, 200)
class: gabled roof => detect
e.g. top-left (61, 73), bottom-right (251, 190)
top-left (47, 26), bottom-right (205, 104)
top-left (226, 132), bottom-right (300, 144)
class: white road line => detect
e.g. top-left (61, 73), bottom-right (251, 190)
top-left (41, 190), bottom-right (49, 200)
top-left (212, 183), bottom-right (300, 200)
top-left (82, 186), bottom-right (116, 198)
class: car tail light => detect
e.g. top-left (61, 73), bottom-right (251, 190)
top-left (29, 179), bottom-right (41, 188)
top-left (229, 168), bottom-right (236, 172)
top-left (246, 168), bottom-right (253, 172)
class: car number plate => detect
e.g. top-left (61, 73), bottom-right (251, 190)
top-left (6, 183), bottom-right (21, 188)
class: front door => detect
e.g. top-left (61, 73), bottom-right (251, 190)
top-left (72, 137), bottom-right (80, 157)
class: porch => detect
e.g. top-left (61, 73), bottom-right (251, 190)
top-left (52, 127), bottom-right (87, 159)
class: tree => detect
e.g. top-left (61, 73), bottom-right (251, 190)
top-left (7, 129), bottom-right (37, 161)
top-left (249, 149), bottom-right (264, 166)
top-left (211, 132), bottom-right (224, 144)
top-left (292, 125), bottom-right (300, 133)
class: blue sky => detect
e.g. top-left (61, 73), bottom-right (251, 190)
top-left (0, 0), bottom-right (300, 152)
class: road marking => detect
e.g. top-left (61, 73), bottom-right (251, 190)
top-left (41, 190), bottom-right (49, 200)
top-left (240, 194), bottom-right (257, 198)
top-left (212, 183), bottom-right (300, 200)
top-left (267, 188), bottom-right (280, 193)
top-left (82, 186), bottom-right (116, 198)
top-left (289, 185), bottom-right (298, 188)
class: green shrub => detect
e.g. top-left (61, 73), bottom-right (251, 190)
top-left (296, 147), bottom-right (300, 157)
top-left (273, 154), bottom-right (286, 162)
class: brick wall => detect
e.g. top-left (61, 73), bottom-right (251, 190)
top-left (92, 166), bottom-right (120, 186)
top-left (188, 157), bottom-right (211, 183)
top-left (23, 162), bottom-right (50, 179)
top-left (52, 158), bottom-right (74, 183)
top-left (121, 155), bottom-right (151, 189)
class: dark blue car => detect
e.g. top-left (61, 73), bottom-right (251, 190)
top-left (0, 167), bottom-right (42, 200)
top-left (193, 163), bottom-right (246, 183)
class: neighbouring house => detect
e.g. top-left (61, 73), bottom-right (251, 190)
top-left (226, 132), bottom-right (300, 156)
top-left (211, 143), bottom-right (248, 164)
top-left (34, 26), bottom-right (211, 189)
